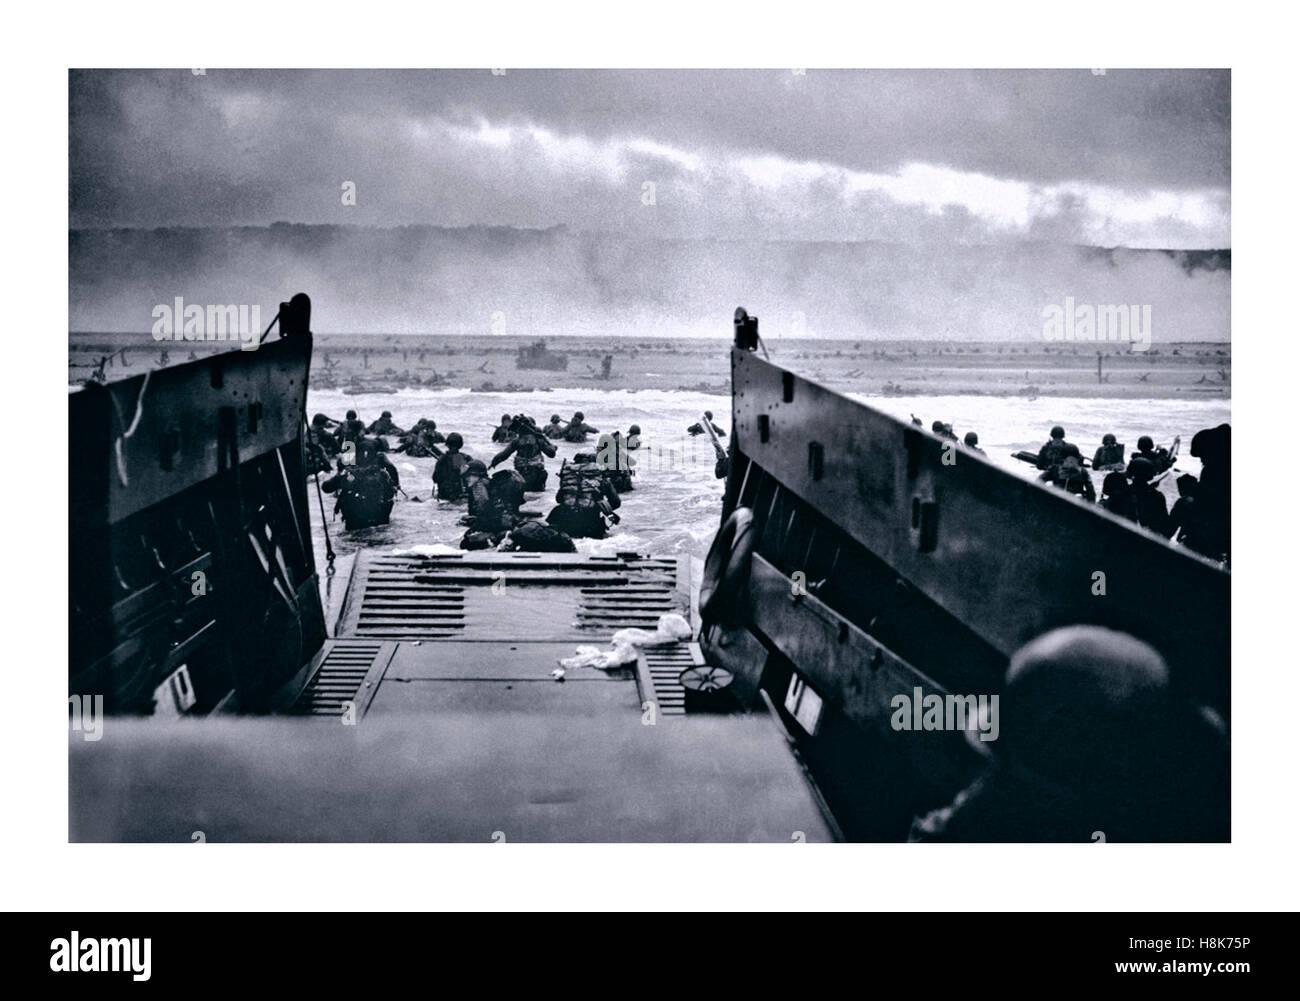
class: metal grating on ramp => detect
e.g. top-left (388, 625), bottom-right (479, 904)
top-left (291, 641), bottom-right (390, 716)
top-left (337, 552), bottom-right (686, 641)
top-left (578, 583), bottom-right (678, 628)
top-left (638, 642), bottom-right (704, 717)
top-left (351, 573), bottom-right (467, 639)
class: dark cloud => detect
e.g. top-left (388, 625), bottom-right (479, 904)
top-left (69, 69), bottom-right (1229, 246)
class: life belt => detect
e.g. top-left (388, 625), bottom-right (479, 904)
top-left (699, 506), bottom-right (755, 622)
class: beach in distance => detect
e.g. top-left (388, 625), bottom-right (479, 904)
top-left (70, 331), bottom-right (1231, 401)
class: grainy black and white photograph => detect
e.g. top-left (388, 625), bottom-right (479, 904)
top-left (66, 66), bottom-right (1232, 845)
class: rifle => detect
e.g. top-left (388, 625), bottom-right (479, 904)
top-left (701, 413), bottom-right (725, 452)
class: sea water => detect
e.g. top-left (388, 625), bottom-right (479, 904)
top-left (304, 386), bottom-right (1230, 586)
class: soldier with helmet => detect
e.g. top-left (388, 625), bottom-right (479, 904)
top-left (490, 415), bottom-right (557, 491)
top-left (491, 413), bottom-right (516, 444)
top-left (432, 432), bottom-right (472, 501)
top-left (321, 438), bottom-right (398, 530)
top-left (562, 411), bottom-right (599, 443)
top-left (366, 410), bottom-right (405, 436)
top-left (1036, 425), bottom-right (1073, 471)
top-left (1092, 433), bottom-right (1125, 471)
top-left (910, 626), bottom-right (1228, 842)
top-left (546, 453), bottom-right (621, 538)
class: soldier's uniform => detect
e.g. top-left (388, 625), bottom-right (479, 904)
top-left (492, 420), bottom-right (557, 491)
top-left (505, 520), bottom-right (576, 553)
top-left (460, 464), bottom-right (526, 549)
top-left (597, 432), bottom-right (635, 492)
top-left (491, 416), bottom-right (516, 444)
top-left (546, 457), bottom-right (621, 539)
top-left (305, 439), bottom-right (333, 476)
top-left (433, 449), bottom-right (472, 501)
top-left (562, 413), bottom-right (599, 443)
top-left (309, 416), bottom-right (340, 457)
top-left (367, 411), bottom-right (404, 436)
top-left (1092, 436), bottom-right (1125, 470)
top-left (398, 429), bottom-right (442, 457)
top-left (321, 445), bottom-right (397, 530)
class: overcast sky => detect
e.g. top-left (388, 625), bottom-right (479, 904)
top-left (69, 69), bottom-right (1229, 247)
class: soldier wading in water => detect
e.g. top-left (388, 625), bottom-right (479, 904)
top-left (490, 415), bottom-right (557, 491)
top-left (321, 438), bottom-right (399, 530)
top-left (546, 453), bottom-right (622, 539)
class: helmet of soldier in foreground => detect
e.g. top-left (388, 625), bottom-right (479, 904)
top-left (1050, 426), bottom-right (1065, 440)
top-left (1102, 433), bottom-right (1117, 445)
top-left (381, 410), bottom-right (392, 419)
top-left (346, 410), bottom-right (357, 421)
top-left (1127, 456), bottom-right (1156, 483)
top-left (1101, 471), bottom-right (1129, 497)
top-left (463, 459), bottom-right (488, 479)
top-left (312, 413), bottom-right (329, 427)
top-left (1190, 423), bottom-right (1230, 462)
top-left (445, 432), bottom-right (463, 449)
top-left (974, 626), bottom-right (1174, 795)
top-left (573, 411), bottom-right (585, 421)
top-left (354, 439), bottom-right (377, 465)
top-left (1137, 435), bottom-right (1154, 451)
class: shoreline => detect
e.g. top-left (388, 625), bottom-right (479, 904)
top-left (69, 333), bottom-right (1231, 403)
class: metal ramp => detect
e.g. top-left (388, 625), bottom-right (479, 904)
top-left (289, 551), bottom-right (698, 726)
top-left (78, 546), bottom-right (840, 840)
top-left (289, 640), bottom-right (394, 716)
top-left (637, 642), bottom-right (704, 717)
top-left (336, 552), bottom-right (687, 641)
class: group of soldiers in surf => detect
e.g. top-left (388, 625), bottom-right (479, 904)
top-left (912, 414), bottom-right (986, 454)
top-left (1024, 423), bottom-right (1231, 562)
top-left (304, 406), bottom-right (646, 550)
top-left (449, 411), bottom-right (644, 551)
top-left (911, 413), bottom-right (1231, 563)
top-left (304, 410), bottom-right (408, 530)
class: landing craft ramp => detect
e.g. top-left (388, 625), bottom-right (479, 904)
top-left (68, 293), bottom-right (835, 842)
top-left (72, 550), bottom-right (836, 841)
top-left (288, 551), bottom-right (691, 719)
top-left (335, 551), bottom-right (685, 641)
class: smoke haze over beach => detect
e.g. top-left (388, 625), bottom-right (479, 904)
top-left (70, 225), bottom-right (1229, 341)
top-left (70, 69), bottom-right (1230, 341)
